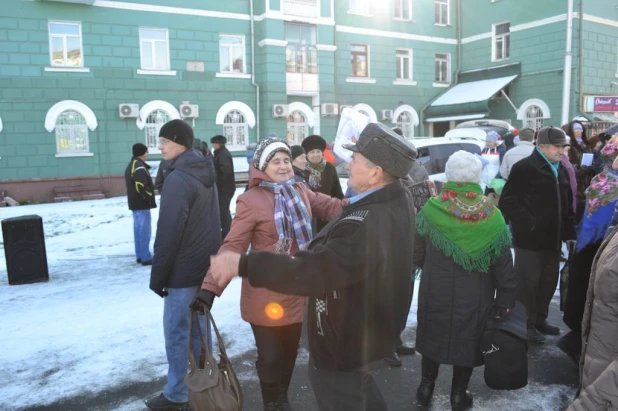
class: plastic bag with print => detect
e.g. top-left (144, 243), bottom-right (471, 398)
top-left (333, 108), bottom-right (370, 164)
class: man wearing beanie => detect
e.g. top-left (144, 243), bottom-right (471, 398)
top-left (210, 135), bottom-right (235, 240)
top-left (125, 143), bottom-right (156, 266)
top-left (500, 126), bottom-right (576, 344)
top-left (146, 119), bottom-right (222, 411)
top-left (500, 128), bottom-right (536, 180)
top-left (209, 123), bottom-right (417, 410)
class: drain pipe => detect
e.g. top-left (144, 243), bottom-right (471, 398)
top-left (250, 0), bottom-right (260, 141)
top-left (561, 0), bottom-right (574, 125)
top-left (577, 0), bottom-right (584, 112)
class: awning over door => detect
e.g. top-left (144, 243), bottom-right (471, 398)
top-left (424, 63), bottom-right (521, 122)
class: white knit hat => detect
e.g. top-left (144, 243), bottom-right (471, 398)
top-left (445, 150), bottom-right (482, 184)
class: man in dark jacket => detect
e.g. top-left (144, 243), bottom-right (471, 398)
top-left (205, 123), bottom-right (417, 410)
top-left (125, 143), bottom-right (156, 266)
top-left (210, 135), bottom-right (235, 240)
top-left (499, 126), bottom-right (576, 344)
top-left (154, 138), bottom-right (210, 192)
top-left (145, 120), bottom-right (222, 411)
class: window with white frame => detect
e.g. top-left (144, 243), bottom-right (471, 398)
top-left (396, 111), bottom-right (414, 138)
top-left (523, 105), bottom-right (544, 131)
top-left (395, 0), bottom-right (412, 20)
top-left (285, 24), bottom-right (318, 74)
top-left (435, 0), bottom-right (449, 25)
top-left (349, 0), bottom-right (370, 14)
top-left (48, 22), bottom-right (83, 67)
top-left (493, 22), bottom-right (510, 61)
top-left (144, 110), bottom-right (171, 152)
top-left (219, 35), bottom-right (246, 73)
top-left (222, 110), bottom-right (248, 148)
top-left (287, 111), bottom-right (308, 145)
top-left (396, 49), bottom-right (412, 80)
top-left (351, 44), bottom-right (369, 77)
top-left (435, 53), bottom-right (450, 83)
top-left (55, 110), bottom-right (89, 154)
top-left (139, 28), bottom-right (170, 71)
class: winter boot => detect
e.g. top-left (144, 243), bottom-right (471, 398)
top-left (277, 373), bottom-right (293, 411)
top-left (450, 366), bottom-right (473, 411)
top-left (144, 393), bottom-right (190, 411)
top-left (260, 381), bottom-right (280, 411)
top-left (416, 357), bottom-right (439, 406)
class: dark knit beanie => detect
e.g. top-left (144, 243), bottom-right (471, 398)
top-left (301, 135), bottom-right (326, 152)
top-left (210, 135), bottom-right (227, 144)
top-left (290, 145), bottom-right (306, 161)
top-left (132, 143), bottom-right (148, 157)
top-left (159, 119), bottom-right (194, 149)
top-left (252, 138), bottom-right (291, 171)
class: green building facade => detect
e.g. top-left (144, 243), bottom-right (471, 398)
top-left (0, 0), bottom-right (616, 201)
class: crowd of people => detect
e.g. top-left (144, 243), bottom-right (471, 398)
top-left (122, 116), bottom-right (618, 411)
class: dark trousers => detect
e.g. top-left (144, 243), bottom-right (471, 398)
top-left (308, 359), bottom-right (387, 411)
top-left (250, 323), bottom-right (302, 384)
top-left (514, 248), bottom-right (560, 328)
top-left (421, 356), bottom-right (473, 390)
top-left (218, 193), bottom-right (233, 241)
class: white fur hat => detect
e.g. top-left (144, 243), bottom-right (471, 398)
top-left (445, 150), bottom-right (482, 184)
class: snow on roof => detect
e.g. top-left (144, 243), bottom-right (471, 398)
top-left (431, 75), bottom-right (518, 106)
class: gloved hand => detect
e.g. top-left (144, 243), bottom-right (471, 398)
top-left (490, 305), bottom-right (509, 320)
top-left (151, 287), bottom-right (168, 298)
top-left (190, 289), bottom-right (216, 313)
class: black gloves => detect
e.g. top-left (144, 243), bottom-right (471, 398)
top-left (151, 287), bottom-right (168, 298)
top-left (190, 289), bottom-right (216, 312)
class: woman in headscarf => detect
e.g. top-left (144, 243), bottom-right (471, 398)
top-left (559, 136), bottom-right (618, 364)
top-left (193, 138), bottom-right (346, 411)
top-left (414, 151), bottom-right (516, 410)
top-left (301, 135), bottom-right (344, 231)
top-left (564, 120), bottom-right (595, 222)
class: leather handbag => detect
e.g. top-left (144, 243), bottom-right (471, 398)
top-left (185, 308), bottom-right (243, 411)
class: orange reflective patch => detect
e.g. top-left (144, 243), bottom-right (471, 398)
top-left (264, 303), bottom-right (284, 320)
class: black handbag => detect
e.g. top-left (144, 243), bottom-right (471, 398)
top-left (481, 301), bottom-right (528, 390)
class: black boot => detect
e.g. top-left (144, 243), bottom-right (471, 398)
top-left (450, 366), bottom-right (473, 411)
top-left (416, 357), bottom-right (439, 406)
top-left (277, 373), bottom-right (293, 411)
top-left (260, 381), bottom-right (280, 411)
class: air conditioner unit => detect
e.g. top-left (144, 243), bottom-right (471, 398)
top-left (339, 105), bottom-right (353, 115)
top-left (118, 104), bottom-right (139, 119)
top-left (180, 103), bottom-right (199, 119)
top-left (272, 104), bottom-right (289, 118)
top-left (381, 109), bottom-right (393, 120)
top-left (321, 103), bottom-right (339, 117)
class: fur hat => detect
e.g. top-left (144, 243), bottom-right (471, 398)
top-left (252, 138), bottom-right (291, 171)
top-left (445, 150), bottom-right (482, 184)
top-left (290, 145), bottom-right (306, 161)
top-left (210, 135), bottom-right (227, 144)
top-left (302, 135), bottom-right (327, 153)
top-left (132, 143), bottom-right (148, 157)
top-left (159, 119), bottom-right (194, 149)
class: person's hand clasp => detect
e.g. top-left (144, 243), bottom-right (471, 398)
top-left (210, 252), bottom-right (242, 288)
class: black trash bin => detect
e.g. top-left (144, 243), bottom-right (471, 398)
top-left (2, 215), bottom-right (49, 285)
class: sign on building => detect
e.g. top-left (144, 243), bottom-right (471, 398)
top-left (582, 95), bottom-right (618, 112)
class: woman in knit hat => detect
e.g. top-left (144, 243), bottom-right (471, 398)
top-left (301, 135), bottom-right (344, 232)
top-left (193, 137), bottom-right (346, 410)
top-left (290, 145), bottom-right (307, 184)
top-left (414, 150), bottom-right (516, 410)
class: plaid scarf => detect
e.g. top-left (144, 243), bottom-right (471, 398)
top-left (305, 159), bottom-right (326, 190)
top-left (260, 179), bottom-right (313, 254)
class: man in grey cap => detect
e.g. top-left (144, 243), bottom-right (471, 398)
top-left (208, 123), bottom-right (417, 410)
top-left (500, 126), bottom-right (576, 344)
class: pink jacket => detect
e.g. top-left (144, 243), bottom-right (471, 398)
top-left (202, 165), bottom-right (346, 326)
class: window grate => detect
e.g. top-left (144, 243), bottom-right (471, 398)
top-left (287, 111), bottom-right (308, 145)
top-left (223, 110), bottom-right (248, 148)
top-left (397, 112), bottom-right (414, 138)
top-left (145, 110), bottom-right (171, 151)
top-left (56, 110), bottom-right (89, 154)
top-left (523, 105), bottom-right (544, 131)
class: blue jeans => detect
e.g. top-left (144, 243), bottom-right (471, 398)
top-left (163, 286), bottom-right (212, 403)
top-left (132, 209), bottom-right (152, 262)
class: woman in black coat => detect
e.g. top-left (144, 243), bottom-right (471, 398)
top-left (414, 150), bottom-right (516, 410)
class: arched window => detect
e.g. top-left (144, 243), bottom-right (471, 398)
top-left (396, 111), bottom-right (414, 138)
top-left (55, 110), bottom-right (89, 154)
top-left (523, 105), bottom-right (544, 131)
top-left (223, 110), bottom-right (248, 149)
top-left (287, 111), bottom-right (308, 145)
top-left (145, 110), bottom-right (171, 152)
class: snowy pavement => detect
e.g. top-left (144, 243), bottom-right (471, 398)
top-left (0, 187), bottom-right (577, 410)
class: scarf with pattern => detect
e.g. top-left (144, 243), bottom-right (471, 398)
top-left (259, 178), bottom-right (313, 254)
top-left (305, 159), bottom-right (326, 190)
top-left (577, 167), bottom-right (618, 251)
top-left (416, 181), bottom-right (511, 273)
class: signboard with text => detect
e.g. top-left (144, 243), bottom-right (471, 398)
top-left (582, 95), bottom-right (618, 112)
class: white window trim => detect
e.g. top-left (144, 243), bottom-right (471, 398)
top-left (44, 67), bottom-right (90, 73)
top-left (139, 27), bottom-right (171, 71)
top-left (288, 101), bottom-right (315, 128)
top-left (219, 34), bottom-right (247, 75)
top-left (396, 48), bottom-right (413, 81)
top-left (516, 98), bottom-right (551, 120)
top-left (393, 80), bottom-right (418, 86)
top-left (216, 73), bottom-right (252, 79)
top-left (435, 0), bottom-right (450, 26)
top-left (136, 69), bottom-right (177, 76)
top-left (350, 43), bottom-right (371, 79)
top-left (352, 104), bottom-right (378, 123)
top-left (346, 77), bottom-right (377, 84)
top-left (48, 20), bottom-right (84, 68)
top-left (492, 21), bottom-right (510, 62)
top-left (215, 101), bottom-right (257, 128)
top-left (348, 0), bottom-right (372, 16)
top-left (0, 116), bottom-right (3, 133)
top-left (45, 100), bottom-right (98, 132)
top-left (55, 152), bottom-right (94, 158)
top-left (394, 0), bottom-right (412, 21)
top-left (434, 53), bottom-right (451, 85)
top-left (136, 100), bottom-right (181, 130)
top-left (392, 105), bottom-right (420, 126)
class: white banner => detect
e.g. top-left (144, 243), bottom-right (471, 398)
top-left (333, 108), bottom-right (370, 163)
